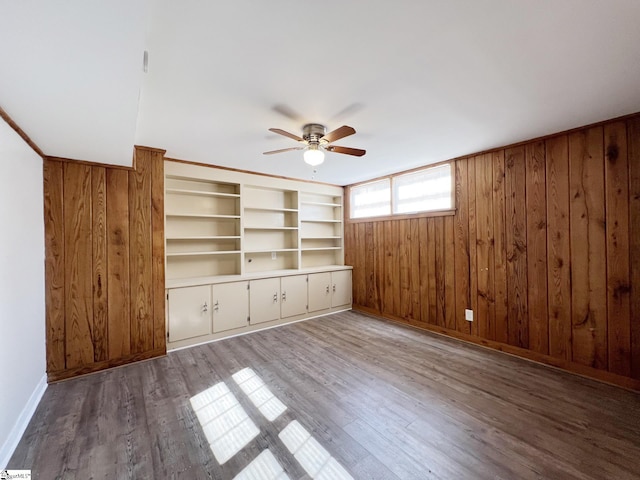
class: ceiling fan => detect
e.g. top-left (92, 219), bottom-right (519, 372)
top-left (263, 123), bottom-right (366, 166)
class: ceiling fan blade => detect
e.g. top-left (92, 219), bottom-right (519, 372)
top-left (268, 128), bottom-right (304, 142)
top-left (263, 147), bottom-right (304, 155)
top-left (321, 125), bottom-right (356, 143)
top-left (326, 145), bottom-right (366, 157)
top-left (272, 104), bottom-right (304, 122)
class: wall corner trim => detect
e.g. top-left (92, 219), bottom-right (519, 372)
top-left (0, 374), bottom-right (48, 469)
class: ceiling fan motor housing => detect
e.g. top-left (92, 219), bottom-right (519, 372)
top-left (302, 123), bottom-right (327, 145)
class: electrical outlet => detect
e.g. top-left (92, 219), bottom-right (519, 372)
top-left (271, 251), bottom-right (277, 260)
top-left (465, 309), bottom-right (474, 322)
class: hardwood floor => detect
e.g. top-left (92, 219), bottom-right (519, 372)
top-left (10, 311), bottom-right (640, 479)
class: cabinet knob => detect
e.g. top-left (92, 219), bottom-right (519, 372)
top-left (333, 284), bottom-right (336, 293)
top-left (213, 300), bottom-right (219, 311)
top-left (282, 291), bottom-right (287, 302)
top-left (202, 301), bottom-right (208, 312)
top-left (273, 293), bottom-right (278, 303)
top-left (326, 285), bottom-right (330, 294)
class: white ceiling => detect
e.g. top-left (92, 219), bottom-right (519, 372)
top-left (2, 1), bottom-right (640, 186)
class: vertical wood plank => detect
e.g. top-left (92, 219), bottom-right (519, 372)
top-left (505, 146), bottom-right (529, 348)
top-left (492, 150), bottom-right (509, 344)
top-left (391, 220), bottom-right (402, 317)
top-left (604, 121), bottom-right (631, 376)
top-left (546, 135), bottom-right (572, 361)
top-left (628, 116), bottom-right (640, 380)
top-left (467, 158), bottom-right (479, 337)
top-left (344, 223), bottom-right (355, 270)
top-left (129, 152), bottom-right (153, 354)
top-left (454, 159), bottom-right (471, 334)
top-left (150, 153), bottom-right (166, 351)
top-left (106, 169), bottom-right (130, 360)
top-left (475, 154), bottom-right (495, 340)
top-left (92, 166), bottom-right (108, 362)
top-left (410, 218), bottom-right (422, 322)
top-left (399, 220), bottom-right (412, 320)
top-left (435, 217), bottom-right (446, 327)
top-left (374, 221), bottom-right (385, 314)
top-left (354, 222), bottom-right (367, 307)
top-left (364, 222), bottom-right (376, 309)
top-left (43, 159), bottom-right (66, 373)
top-left (418, 217), bottom-right (431, 324)
top-left (427, 218), bottom-right (437, 324)
top-left (64, 162), bottom-right (95, 368)
top-left (568, 127), bottom-right (607, 369)
top-left (525, 141), bottom-right (549, 355)
top-left (383, 221), bottom-right (395, 317)
top-left (443, 215), bottom-right (456, 331)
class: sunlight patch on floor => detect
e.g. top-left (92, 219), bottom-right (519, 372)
top-left (279, 420), bottom-right (353, 480)
top-left (232, 367), bottom-right (287, 421)
top-left (233, 449), bottom-right (290, 480)
top-left (190, 381), bottom-right (259, 464)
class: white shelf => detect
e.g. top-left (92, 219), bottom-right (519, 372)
top-left (244, 206), bottom-right (298, 213)
top-left (164, 161), bottom-right (345, 283)
top-left (245, 248), bottom-right (298, 253)
top-left (301, 235), bottom-right (341, 240)
top-left (300, 201), bottom-right (341, 207)
top-left (300, 219), bottom-right (341, 223)
top-left (166, 235), bottom-right (241, 240)
top-left (244, 226), bottom-right (298, 230)
top-left (166, 251), bottom-right (241, 257)
top-left (166, 213), bottom-right (241, 219)
top-left (166, 188), bottom-right (240, 198)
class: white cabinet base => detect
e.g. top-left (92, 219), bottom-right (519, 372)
top-left (168, 285), bottom-right (211, 342)
top-left (249, 278), bottom-right (281, 325)
top-left (212, 282), bottom-right (249, 333)
top-left (280, 275), bottom-right (308, 318)
top-left (166, 267), bottom-right (352, 351)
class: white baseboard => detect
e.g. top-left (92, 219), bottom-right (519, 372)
top-left (0, 374), bottom-right (47, 469)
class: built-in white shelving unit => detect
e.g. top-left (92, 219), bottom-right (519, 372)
top-left (164, 161), bottom-right (352, 350)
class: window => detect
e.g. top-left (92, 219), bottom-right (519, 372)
top-left (349, 162), bottom-right (454, 219)
top-left (349, 178), bottom-right (390, 219)
top-left (392, 163), bottom-right (453, 214)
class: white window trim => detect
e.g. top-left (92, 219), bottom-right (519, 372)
top-left (347, 162), bottom-right (455, 222)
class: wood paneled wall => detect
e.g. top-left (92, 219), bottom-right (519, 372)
top-left (345, 114), bottom-right (640, 390)
top-left (44, 147), bottom-right (166, 382)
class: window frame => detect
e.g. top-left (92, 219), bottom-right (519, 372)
top-left (348, 177), bottom-right (392, 220)
top-left (346, 161), bottom-right (456, 223)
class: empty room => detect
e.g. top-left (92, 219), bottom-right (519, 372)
top-left (1, 1), bottom-right (639, 479)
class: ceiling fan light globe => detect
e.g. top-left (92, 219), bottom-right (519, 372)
top-left (304, 148), bottom-right (325, 166)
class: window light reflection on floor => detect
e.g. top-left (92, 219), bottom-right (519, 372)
top-left (232, 367), bottom-right (287, 422)
top-left (190, 381), bottom-right (259, 464)
top-left (279, 420), bottom-right (354, 480)
top-left (233, 449), bottom-right (290, 480)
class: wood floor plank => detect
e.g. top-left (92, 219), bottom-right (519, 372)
top-left (10, 312), bottom-right (640, 480)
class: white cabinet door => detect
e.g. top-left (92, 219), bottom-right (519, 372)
top-left (168, 285), bottom-right (212, 342)
top-left (212, 282), bottom-right (249, 333)
top-left (281, 275), bottom-right (308, 318)
top-left (331, 270), bottom-right (352, 308)
top-left (249, 278), bottom-right (281, 325)
top-left (308, 272), bottom-right (332, 313)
